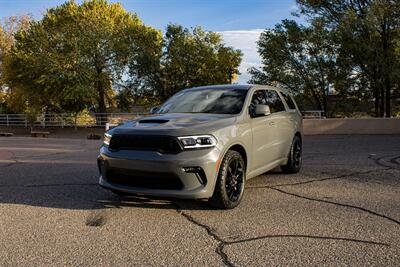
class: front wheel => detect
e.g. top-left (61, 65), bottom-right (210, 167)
top-left (281, 135), bottom-right (302, 173)
top-left (209, 150), bottom-right (246, 209)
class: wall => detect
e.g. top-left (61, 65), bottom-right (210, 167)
top-left (303, 118), bottom-right (400, 135)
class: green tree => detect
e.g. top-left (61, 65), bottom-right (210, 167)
top-left (125, 24), bottom-right (242, 103)
top-left (249, 19), bottom-right (340, 114)
top-left (4, 0), bottom-right (161, 119)
top-left (0, 15), bottom-right (31, 113)
top-left (297, 0), bottom-right (400, 117)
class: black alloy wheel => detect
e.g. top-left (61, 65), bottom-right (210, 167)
top-left (209, 150), bottom-right (246, 209)
top-left (281, 135), bottom-right (302, 173)
top-left (226, 157), bottom-right (244, 202)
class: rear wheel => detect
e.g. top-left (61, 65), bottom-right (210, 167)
top-left (209, 150), bottom-right (246, 209)
top-left (281, 135), bottom-right (302, 173)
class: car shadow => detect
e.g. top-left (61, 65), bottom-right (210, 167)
top-left (0, 181), bottom-right (218, 211)
top-left (0, 161), bottom-right (283, 212)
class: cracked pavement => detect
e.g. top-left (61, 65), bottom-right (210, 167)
top-left (0, 135), bottom-right (399, 266)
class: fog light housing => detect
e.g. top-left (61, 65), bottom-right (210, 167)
top-left (183, 166), bottom-right (207, 185)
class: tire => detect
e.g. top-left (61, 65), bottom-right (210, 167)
top-left (281, 135), bottom-right (302, 173)
top-left (209, 150), bottom-right (246, 209)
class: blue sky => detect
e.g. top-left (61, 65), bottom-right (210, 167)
top-left (0, 0), bottom-right (301, 82)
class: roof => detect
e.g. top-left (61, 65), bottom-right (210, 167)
top-left (186, 84), bottom-right (287, 92)
top-left (187, 84), bottom-right (252, 91)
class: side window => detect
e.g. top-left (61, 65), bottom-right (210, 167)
top-left (281, 92), bottom-right (297, 110)
top-left (249, 90), bottom-right (267, 117)
top-left (250, 90), bottom-right (267, 106)
top-left (265, 90), bottom-right (285, 113)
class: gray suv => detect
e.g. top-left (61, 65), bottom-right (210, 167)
top-left (98, 84), bottom-right (302, 209)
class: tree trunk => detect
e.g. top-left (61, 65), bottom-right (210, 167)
top-left (385, 78), bottom-right (391, 117)
top-left (381, 18), bottom-right (391, 118)
top-left (97, 82), bottom-right (106, 114)
top-left (97, 82), bottom-right (107, 126)
top-left (74, 113), bottom-right (78, 131)
top-left (96, 65), bottom-right (107, 125)
top-left (380, 88), bottom-right (385, 117)
top-left (373, 86), bottom-right (379, 117)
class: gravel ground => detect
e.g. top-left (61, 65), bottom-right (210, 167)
top-left (0, 135), bottom-right (399, 266)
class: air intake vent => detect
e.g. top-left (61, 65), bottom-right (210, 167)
top-left (109, 134), bottom-right (183, 153)
top-left (138, 119), bottom-right (169, 124)
top-left (106, 168), bottom-right (183, 190)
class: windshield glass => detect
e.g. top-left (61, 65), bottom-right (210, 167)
top-left (156, 88), bottom-right (248, 114)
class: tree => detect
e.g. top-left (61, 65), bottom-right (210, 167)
top-left (0, 15), bottom-right (31, 113)
top-left (249, 19), bottom-right (340, 114)
top-left (125, 24), bottom-right (242, 103)
top-left (0, 15), bottom-right (31, 81)
top-left (297, 0), bottom-right (400, 117)
top-left (4, 0), bottom-right (161, 119)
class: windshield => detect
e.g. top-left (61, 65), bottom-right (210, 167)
top-left (157, 88), bottom-right (248, 114)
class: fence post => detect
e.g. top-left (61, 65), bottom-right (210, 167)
top-left (25, 117), bottom-right (27, 128)
top-left (6, 115), bottom-right (9, 127)
top-left (42, 114), bottom-right (45, 128)
top-left (61, 114), bottom-right (64, 128)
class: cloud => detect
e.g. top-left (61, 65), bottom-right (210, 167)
top-left (220, 29), bottom-right (264, 84)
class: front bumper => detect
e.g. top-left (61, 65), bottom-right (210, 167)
top-left (98, 145), bottom-right (222, 199)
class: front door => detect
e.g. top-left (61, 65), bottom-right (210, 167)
top-left (250, 89), bottom-right (285, 171)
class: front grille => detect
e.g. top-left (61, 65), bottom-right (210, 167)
top-left (109, 134), bottom-right (183, 153)
top-left (106, 168), bottom-right (183, 190)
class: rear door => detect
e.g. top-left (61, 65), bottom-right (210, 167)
top-left (279, 91), bottom-right (301, 154)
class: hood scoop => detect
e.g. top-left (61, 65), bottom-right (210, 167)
top-left (138, 119), bottom-right (169, 124)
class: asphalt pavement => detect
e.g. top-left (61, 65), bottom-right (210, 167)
top-left (0, 135), bottom-right (399, 266)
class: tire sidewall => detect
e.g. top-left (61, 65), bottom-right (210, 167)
top-left (215, 150), bottom-right (246, 209)
top-left (287, 136), bottom-right (302, 173)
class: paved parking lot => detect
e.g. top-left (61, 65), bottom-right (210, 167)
top-left (0, 135), bottom-right (399, 266)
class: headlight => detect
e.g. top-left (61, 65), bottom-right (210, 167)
top-left (178, 135), bottom-right (217, 149)
top-left (103, 133), bottom-right (112, 146)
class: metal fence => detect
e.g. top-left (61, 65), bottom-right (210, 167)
top-left (0, 110), bottom-right (326, 128)
top-left (0, 113), bottom-right (145, 128)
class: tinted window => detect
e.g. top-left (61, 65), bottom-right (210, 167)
top-left (250, 90), bottom-right (268, 106)
top-left (249, 90), bottom-right (267, 117)
top-left (265, 90), bottom-right (285, 113)
top-left (281, 92), bottom-right (297, 110)
top-left (157, 88), bottom-right (248, 115)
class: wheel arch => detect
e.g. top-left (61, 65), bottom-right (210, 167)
top-left (225, 143), bottom-right (248, 171)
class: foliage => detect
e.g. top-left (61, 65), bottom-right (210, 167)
top-left (125, 24), bottom-right (242, 103)
top-left (0, 15), bottom-right (31, 113)
top-left (0, 15), bottom-right (31, 82)
top-left (2, 1), bottom-right (242, 114)
top-left (249, 19), bottom-right (340, 113)
top-left (296, 0), bottom-right (400, 117)
top-left (3, 0), bottom-right (161, 116)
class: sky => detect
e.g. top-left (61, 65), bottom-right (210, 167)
top-left (0, 0), bottom-right (302, 83)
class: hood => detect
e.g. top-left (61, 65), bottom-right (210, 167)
top-left (111, 113), bottom-right (237, 136)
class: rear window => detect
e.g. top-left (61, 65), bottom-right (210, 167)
top-left (281, 92), bottom-right (297, 110)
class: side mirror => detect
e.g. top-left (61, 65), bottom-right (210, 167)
top-left (150, 106), bottom-right (159, 114)
top-left (251, 104), bottom-right (271, 117)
